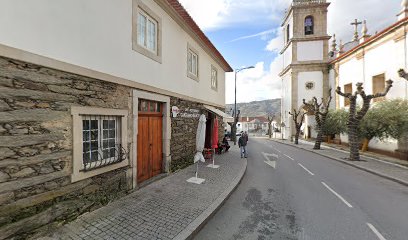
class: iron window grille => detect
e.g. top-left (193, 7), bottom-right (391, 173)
top-left (81, 115), bottom-right (127, 172)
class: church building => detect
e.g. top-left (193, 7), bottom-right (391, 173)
top-left (279, 0), bottom-right (332, 139)
top-left (280, 0), bottom-right (408, 159)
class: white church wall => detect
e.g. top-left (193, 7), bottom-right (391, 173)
top-left (283, 43), bottom-right (293, 68)
top-left (297, 41), bottom-right (324, 61)
top-left (338, 58), bottom-right (364, 108)
top-left (364, 40), bottom-right (406, 98)
top-left (281, 73), bottom-right (292, 138)
top-left (297, 71), bottom-right (324, 107)
top-left (329, 68), bottom-right (336, 109)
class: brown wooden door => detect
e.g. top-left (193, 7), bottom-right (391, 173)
top-left (137, 100), bottom-right (163, 183)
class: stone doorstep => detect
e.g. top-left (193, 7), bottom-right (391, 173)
top-left (272, 139), bottom-right (408, 187)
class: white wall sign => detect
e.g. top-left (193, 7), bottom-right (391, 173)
top-left (172, 106), bottom-right (200, 118)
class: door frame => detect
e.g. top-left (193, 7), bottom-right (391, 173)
top-left (132, 90), bottom-right (171, 189)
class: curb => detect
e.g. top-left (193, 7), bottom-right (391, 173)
top-left (270, 139), bottom-right (408, 188)
top-left (173, 158), bottom-right (247, 240)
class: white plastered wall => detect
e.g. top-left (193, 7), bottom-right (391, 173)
top-left (281, 73), bottom-right (292, 139)
top-left (297, 41), bottom-right (324, 61)
top-left (337, 34), bottom-right (408, 152)
top-left (0, 0), bottom-right (226, 107)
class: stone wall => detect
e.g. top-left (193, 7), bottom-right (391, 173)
top-left (0, 56), bottom-right (132, 239)
top-left (170, 97), bottom-right (226, 171)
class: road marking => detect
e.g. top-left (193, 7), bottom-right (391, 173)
top-left (262, 152), bottom-right (278, 169)
top-left (284, 154), bottom-right (294, 161)
top-left (366, 223), bottom-right (387, 240)
top-left (298, 163), bottom-right (314, 175)
top-left (321, 182), bottom-right (353, 208)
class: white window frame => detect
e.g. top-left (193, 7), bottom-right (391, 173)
top-left (137, 10), bottom-right (158, 54)
top-left (132, 0), bottom-right (162, 63)
top-left (211, 65), bottom-right (218, 91)
top-left (187, 44), bottom-right (199, 81)
top-left (71, 107), bottom-right (129, 183)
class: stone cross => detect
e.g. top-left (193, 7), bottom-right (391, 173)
top-left (351, 19), bottom-right (363, 41)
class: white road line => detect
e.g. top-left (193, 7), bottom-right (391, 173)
top-left (298, 163), bottom-right (315, 176)
top-left (321, 182), bottom-right (353, 208)
top-left (367, 223), bottom-right (387, 240)
top-left (284, 154), bottom-right (294, 161)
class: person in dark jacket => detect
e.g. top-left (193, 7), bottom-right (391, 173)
top-left (238, 132), bottom-right (248, 158)
top-left (222, 136), bottom-right (230, 152)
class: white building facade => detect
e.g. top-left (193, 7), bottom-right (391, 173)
top-left (330, 1), bottom-right (408, 156)
top-left (280, 0), bottom-right (408, 158)
top-left (279, 0), bottom-right (331, 139)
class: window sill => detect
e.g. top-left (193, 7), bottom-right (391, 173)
top-left (72, 159), bottom-right (129, 183)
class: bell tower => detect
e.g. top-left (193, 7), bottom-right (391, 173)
top-left (279, 0), bottom-right (331, 139)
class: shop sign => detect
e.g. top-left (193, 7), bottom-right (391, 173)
top-left (172, 106), bottom-right (200, 118)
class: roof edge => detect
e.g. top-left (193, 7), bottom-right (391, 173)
top-left (158, 0), bottom-right (233, 72)
top-left (330, 16), bottom-right (408, 64)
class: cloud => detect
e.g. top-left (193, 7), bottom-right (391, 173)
top-left (227, 29), bottom-right (275, 43)
top-left (178, 0), bottom-right (290, 31)
top-left (180, 0), bottom-right (403, 104)
top-left (225, 59), bottom-right (283, 104)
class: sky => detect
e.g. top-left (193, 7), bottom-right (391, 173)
top-left (178, 0), bottom-right (403, 104)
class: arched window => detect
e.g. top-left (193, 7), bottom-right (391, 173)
top-left (305, 16), bottom-right (314, 35)
top-left (286, 24), bottom-right (290, 43)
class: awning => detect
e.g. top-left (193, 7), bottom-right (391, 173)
top-left (204, 105), bottom-right (234, 123)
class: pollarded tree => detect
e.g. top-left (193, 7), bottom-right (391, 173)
top-left (289, 109), bottom-right (306, 145)
top-left (336, 80), bottom-right (393, 161)
top-left (303, 89), bottom-right (333, 150)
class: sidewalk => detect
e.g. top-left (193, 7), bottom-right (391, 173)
top-left (271, 138), bottom-right (408, 187)
top-left (44, 146), bottom-right (246, 240)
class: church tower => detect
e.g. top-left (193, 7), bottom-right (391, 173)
top-left (279, 0), bottom-right (331, 139)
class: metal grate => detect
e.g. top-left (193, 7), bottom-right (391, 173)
top-left (81, 115), bottom-right (127, 172)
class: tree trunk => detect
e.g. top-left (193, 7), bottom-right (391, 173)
top-left (348, 123), bottom-right (360, 161)
top-left (314, 130), bottom-right (323, 150)
top-left (294, 129), bottom-right (300, 145)
top-left (231, 125), bottom-right (237, 145)
top-left (361, 138), bottom-right (370, 152)
top-left (268, 125), bottom-right (272, 139)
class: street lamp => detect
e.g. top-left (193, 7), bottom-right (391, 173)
top-left (233, 66), bottom-right (255, 145)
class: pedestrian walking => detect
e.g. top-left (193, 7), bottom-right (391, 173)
top-left (238, 132), bottom-right (248, 158)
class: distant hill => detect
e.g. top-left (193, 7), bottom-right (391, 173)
top-left (226, 99), bottom-right (281, 117)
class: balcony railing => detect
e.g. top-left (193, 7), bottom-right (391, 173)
top-left (293, 0), bottom-right (327, 6)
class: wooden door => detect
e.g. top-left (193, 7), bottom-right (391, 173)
top-left (137, 99), bottom-right (163, 183)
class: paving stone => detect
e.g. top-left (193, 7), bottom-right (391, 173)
top-left (53, 146), bottom-right (244, 239)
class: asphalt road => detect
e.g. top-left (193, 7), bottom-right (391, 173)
top-left (194, 138), bottom-right (408, 240)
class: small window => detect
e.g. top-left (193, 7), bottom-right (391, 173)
top-left (211, 65), bottom-right (218, 90)
top-left (372, 74), bottom-right (386, 102)
top-left (305, 82), bottom-right (315, 90)
top-left (137, 10), bottom-right (158, 53)
top-left (305, 16), bottom-right (314, 35)
top-left (71, 107), bottom-right (128, 182)
top-left (82, 115), bottom-right (124, 171)
top-left (187, 46), bottom-right (199, 80)
top-left (286, 24), bottom-right (290, 44)
top-left (132, 0), bottom-right (162, 63)
top-left (138, 99), bottom-right (162, 113)
top-left (344, 83), bottom-right (352, 106)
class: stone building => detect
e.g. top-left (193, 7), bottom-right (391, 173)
top-left (0, 0), bottom-right (232, 238)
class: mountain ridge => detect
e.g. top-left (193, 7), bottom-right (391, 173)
top-left (226, 99), bottom-right (281, 117)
